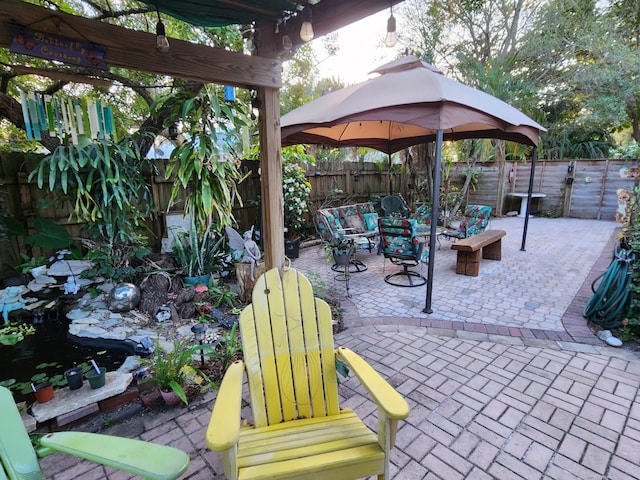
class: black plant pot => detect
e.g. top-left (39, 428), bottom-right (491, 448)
top-left (64, 367), bottom-right (84, 390)
top-left (285, 238), bottom-right (301, 259)
top-left (332, 247), bottom-right (353, 266)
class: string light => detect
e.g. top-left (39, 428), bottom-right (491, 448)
top-left (300, 7), bottom-right (314, 42)
top-left (156, 3), bottom-right (170, 53)
top-left (385, 3), bottom-right (397, 48)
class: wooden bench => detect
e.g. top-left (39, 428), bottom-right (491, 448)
top-left (451, 229), bottom-right (506, 276)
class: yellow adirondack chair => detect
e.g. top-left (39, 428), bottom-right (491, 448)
top-left (206, 267), bottom-right (410, 480)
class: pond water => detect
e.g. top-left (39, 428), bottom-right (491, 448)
top-left (0, 310), bottom-right (130, 404)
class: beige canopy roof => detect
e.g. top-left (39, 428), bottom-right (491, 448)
top-left (282, 56), bottom-right (545, 152)
top-left (282, 56), bottom-right (546, 314)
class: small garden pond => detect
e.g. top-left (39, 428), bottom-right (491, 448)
top-left (1, 311), bottom-right (130, 404)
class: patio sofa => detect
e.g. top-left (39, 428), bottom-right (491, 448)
top-left (314, 202), bottom-right (379, 251)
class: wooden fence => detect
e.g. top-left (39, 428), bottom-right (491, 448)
top-left (1, 151), bottom-right (637, 276)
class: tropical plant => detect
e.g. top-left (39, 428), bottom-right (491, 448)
top-left (171, 220), bottom-right (225, 277)
top-left (214, 322), bottom-right (242, 371)
top-left (208, 285), bottom-right (238, 308)
top-left (142, 338), bottom-right (212, 405)
top-left (28, 133), bottom-right (157, 246)
top-left (154, 85), bottom-right (251, 232)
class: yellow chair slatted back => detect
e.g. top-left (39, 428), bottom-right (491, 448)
top-left (239, 268), bottom-right (340, 428)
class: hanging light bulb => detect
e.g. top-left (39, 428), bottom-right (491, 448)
top-left (300, 8), bottom-right (314, 42)
top-left (385, 4), bottom-right (397, 48)
top-left (155, 4), bottom-right (170, 53)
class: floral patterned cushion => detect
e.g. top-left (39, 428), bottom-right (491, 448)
top-left (314, 203), bottom-right (378, 251)
top-left (447, 204), bottom-right (492, 239)
top-left (379, 218), bottom-right (421, 259)
top-left (411, 203), bottom-right (432, 225)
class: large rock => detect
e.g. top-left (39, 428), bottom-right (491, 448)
top-left (47, 260), bottom-right (93, 277)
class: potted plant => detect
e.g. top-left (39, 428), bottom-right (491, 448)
top-left (141, 338), bottom-right (212, 406)
top-left (10, 362), bottom-right (68, 403)
top-left (326, 239), bottom-right (355, 267)
top-left (171, 220), bottom-right (225, 285)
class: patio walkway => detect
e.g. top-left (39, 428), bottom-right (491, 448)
top-left (38, 217), bottom-right (640, 479)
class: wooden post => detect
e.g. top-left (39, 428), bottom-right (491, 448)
top-left (256, 24), bottom-right (285, 271)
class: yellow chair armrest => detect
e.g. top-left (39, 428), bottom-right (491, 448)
top-left (206, 360), bottom-right (245, 451)
top-left (336, 347), bottom-right (410, 420)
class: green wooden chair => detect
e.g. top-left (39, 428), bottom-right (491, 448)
top-left (206, 267), bottom-right (410, 480)
top-left (0, 386), bottom-right (190, 480)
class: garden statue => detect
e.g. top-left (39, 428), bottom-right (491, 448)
top-left (0, 286), bottom-right (27, 325)
top-left (226, 226), bottom-right (262, 281)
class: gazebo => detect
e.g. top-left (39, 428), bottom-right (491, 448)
top-left (0, 0), bottom-right (402, 271)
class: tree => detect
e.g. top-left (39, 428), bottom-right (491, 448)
top-left (514, 0), bottom-right (640, 154)
top-left (0, 0), bottom-right (245, 153)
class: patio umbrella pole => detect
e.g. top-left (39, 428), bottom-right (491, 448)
top-left (520, 146), bottom-right (538, 251)
top-left (388, 153), bottom-right (393, 195)
top-left (423, 129), bottom-right (444, 314)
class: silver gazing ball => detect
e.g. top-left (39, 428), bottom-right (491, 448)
top-left (108, 283), bottom-right (141, 312)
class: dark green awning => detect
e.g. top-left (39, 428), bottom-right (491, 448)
top-left (138, 0), bottom-right (298, 27)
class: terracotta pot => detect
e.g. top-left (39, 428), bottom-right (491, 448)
top-left (34, 382), bottom-right (54, 403)
top-left (140, 388), bottom-right (163, 407)
top-left (160, 389), bottom-right (183, 406)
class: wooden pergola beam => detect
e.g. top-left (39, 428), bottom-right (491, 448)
top-left (280, 0), bottom-right (404, 54)
top-left (12, 66), bottom-right (113, 87)
top-left (0, 0), bottom-right (281, 89)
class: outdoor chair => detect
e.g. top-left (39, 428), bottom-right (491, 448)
top-left (206, 267), bottom-right (410, 480)
top-left (444, 204), bottom-right (492, 241)
top-left (0, 386), bottom-right (190, 480)
top-left (378, 217), bottom-right (427, 287)
top-left (381, 194), bottom-right (410, 218)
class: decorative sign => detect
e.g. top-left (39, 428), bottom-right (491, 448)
top-left (10, 25), bottom-right (107, 71)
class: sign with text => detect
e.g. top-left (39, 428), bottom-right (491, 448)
top-left (10, 25), bottom-right (107, 71)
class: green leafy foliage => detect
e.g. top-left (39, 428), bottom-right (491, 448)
top-left (143, 338), bottom-right (213, 405)
top-left (28, 133), bottom-right (157, 245)
top-left (81, 241), bottom-right (151, 283)
top-left (281, 146), bottom-right (314, 239)
top-left (154, 85), bottom-right (250, 232)
top-left (171, 220), bottom-right (226, 277)
top-left (0, 323), bottom-right (35, 346)
top-left (25, 217), bottom-right (76, 251)
top-left (213, 322), bottom-right (241, 371)
top-left (620, 185), bottom-right (640, 340)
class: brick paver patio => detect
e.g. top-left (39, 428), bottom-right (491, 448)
top-left (36, 217), bottom-right (640, 479)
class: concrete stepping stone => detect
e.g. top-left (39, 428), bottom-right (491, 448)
top-left (31, 371), bottom-right (133, 423)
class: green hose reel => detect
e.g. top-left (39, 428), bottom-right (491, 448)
top-left (583, 247), bottom-right (635, 329)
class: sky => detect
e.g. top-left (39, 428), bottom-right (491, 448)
top-left (312, 10), bottom-right (399, 85)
